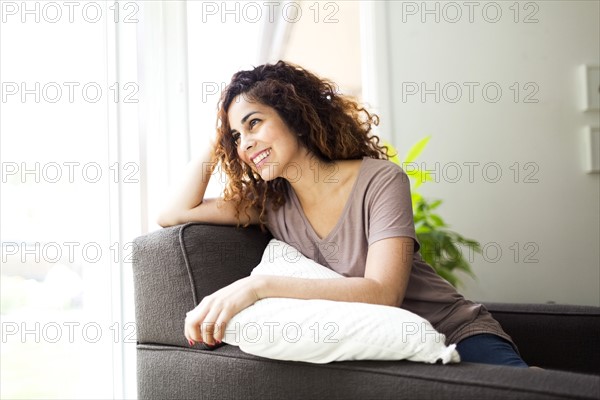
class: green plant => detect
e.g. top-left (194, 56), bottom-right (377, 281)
top-left (388, 137), bottom-right (481, 287)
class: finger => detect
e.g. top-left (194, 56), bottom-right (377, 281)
top-left (213, 310), bottom-right (235, 343)
top-left (200, 309), bottom-right (225, 346)
top-left (184, 314), bottom-right (198, 345)
top-left (200, 319), bottom-right (218, 346)
top-left (186, 304), bottom-right (211, 343)
top-left (184, 323), bottom-right (189, 344)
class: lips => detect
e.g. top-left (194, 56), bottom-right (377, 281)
top-left (251, 148), bottom-right (271, 168)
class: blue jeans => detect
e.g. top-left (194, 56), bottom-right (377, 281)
top-left (456, 334), bottom-right (529, 368)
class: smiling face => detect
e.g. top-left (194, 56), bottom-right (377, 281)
top-left (227, 95), bottom-right (305, 181)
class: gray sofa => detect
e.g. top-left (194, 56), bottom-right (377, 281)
top-left (133, 223), bottom-right (600, 400)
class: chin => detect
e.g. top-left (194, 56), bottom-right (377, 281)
top-left (254, 161), bottom-right (281, 181)
top-left (257, 171), bottom-right (277, 181)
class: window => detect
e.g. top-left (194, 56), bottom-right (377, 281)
top-left (1, 2), bottom-right (139, 398)
top-left (1, 2), bottom-right (375, 399)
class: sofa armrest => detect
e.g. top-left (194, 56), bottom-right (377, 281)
top-left (484, 302), bottom-right (600, 375)
top-left (132, 223), bottom-right (272, 347)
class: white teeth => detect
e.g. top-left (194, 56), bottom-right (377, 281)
top-left (252, 149), bottom-right (271, 165)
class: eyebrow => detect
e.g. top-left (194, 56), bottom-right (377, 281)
top-left (241, 111), bottom-right (259, 124)
top-left (231, 111), bottom-right (260, 135)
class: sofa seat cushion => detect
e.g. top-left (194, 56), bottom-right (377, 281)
top-left (137, 344), bottom-right (600, 400)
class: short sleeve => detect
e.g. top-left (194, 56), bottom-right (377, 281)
top-left (366, 163), bottom-right (421, 252)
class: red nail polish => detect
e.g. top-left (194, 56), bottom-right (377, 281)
top-left (188, 339), bottom-right (195, 346)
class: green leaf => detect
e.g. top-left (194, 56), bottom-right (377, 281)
top-left (404, 136), bottom-right (431, 164)
top-left (445, 242), bottom-right (461, 261)
top-left (406, 170), bottom-right (433, 188)
top-left (411, 192), bottom-right (423, 205)
top-left (462, 239), bottom-right (482, 252)
top-left (428, 199), bottom-right (443, 210)
top-left (456, 260), bottom-right (476, 278)
top-left (429, 214), bottom-right (446, 227)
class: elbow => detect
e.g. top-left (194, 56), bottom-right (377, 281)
top-left (366, 279), bottom-right (404, 307)
top-left (156, 216), bottom-right (169, 228)
top-left (383, 294), bottom-right (403, 308)
top-left (380, 284), bottom-right (405, 308)
top-left (391, 293), bottom-right (405, 308)
top-left (388, 285), bottom-right (407, 307)
top-left (156, 211), bottom-right (177, 228)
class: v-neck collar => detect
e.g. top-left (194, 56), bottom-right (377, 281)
top-left (287, 157), bottom-right (367, 242)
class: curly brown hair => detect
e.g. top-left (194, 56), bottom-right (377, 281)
top-left (214, 60), bottom-right (389, 230)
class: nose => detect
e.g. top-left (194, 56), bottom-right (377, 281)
top-left (239, 133), bottom-right (255, 153)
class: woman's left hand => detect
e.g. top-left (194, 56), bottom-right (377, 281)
top-left (184, 275), bottom-right (264, 346)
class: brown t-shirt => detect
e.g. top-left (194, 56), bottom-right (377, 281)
top-left (266, 156), bottom-right (516, 348)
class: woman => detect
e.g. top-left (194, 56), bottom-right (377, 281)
top-left (158, 61), bottom-right (528, 368)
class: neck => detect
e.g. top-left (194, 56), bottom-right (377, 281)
top-left (287, 153), bottom-right (339, 205)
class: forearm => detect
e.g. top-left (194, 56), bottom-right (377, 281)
top-left (255, 275), bottom-right (403, 308)
top-left (157, 145), bottom-right (217, 227)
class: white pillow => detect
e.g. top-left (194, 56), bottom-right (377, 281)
top-left (222, 239), bottom-right (460, 365)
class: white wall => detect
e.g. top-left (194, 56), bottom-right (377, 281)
top-left (378, 1), bottom-right (599, 305)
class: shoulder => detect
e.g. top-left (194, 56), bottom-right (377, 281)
top-left (358, 157), bottom-right (413, 209)
top-left (361, 156), bottom-right (404, 171)
top-left (360, 157), bottom-right (410, 184)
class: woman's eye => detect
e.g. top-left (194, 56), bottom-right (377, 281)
top-left (232, 132), bottom-right (240, 144)
top-left (249, 119), bottom-right (260, 128)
